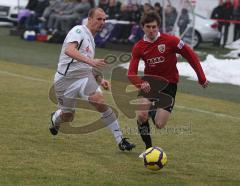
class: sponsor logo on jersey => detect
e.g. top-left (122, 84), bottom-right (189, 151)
top-left (177, 40), bottom-right (185, 49)
top-left (158, 44), bottom-right (166, 53)
top-left (85, 46), bottom-right (90, 53)
top-left (147, 56), bottom-right (165, 66)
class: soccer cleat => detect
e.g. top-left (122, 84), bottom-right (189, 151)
top-left (138, 143), bottom-right (152, 158)
top-left (139, 146), bottom-right (153, 158)
top-left (138, 151), bottom-right (144, 158)
top-left (49, 112), bottom-right (59, 135)
top-left (118, 138), bottom-right (136, 151)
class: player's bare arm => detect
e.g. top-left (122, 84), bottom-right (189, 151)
top-left (92, 68), bottom-right (110, 90)
top-left (100, 79), bottom-right (111, 90)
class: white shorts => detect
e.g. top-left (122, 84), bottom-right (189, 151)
top-left (54, 73), bottom-right (102, 112)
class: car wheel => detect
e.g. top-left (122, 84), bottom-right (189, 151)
top-left (192, 31), bottom-right (201, 48)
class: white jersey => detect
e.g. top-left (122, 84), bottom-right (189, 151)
top-left (57, 25), bottom-right (95, 78)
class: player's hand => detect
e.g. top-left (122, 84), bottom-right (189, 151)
top-left (90, 59), bottom-right (106, 68)
top-left (141, 81), bottom-right (151, 93)
top-left (202, 80), bottom-right (209, 88)
top-left (100, 79), bottom-right (110, 90)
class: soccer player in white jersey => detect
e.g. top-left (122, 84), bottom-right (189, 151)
top-left (49, 8), bottom-right (135, 151)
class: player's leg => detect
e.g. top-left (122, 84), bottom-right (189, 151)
top-left (154, 83), bottom-right (177, 129)
top-left (50, 108), bottom-right (75, 135)
top-left (137, 98), bottom-right (152, 149)
top-left (83, 75), bottom-right (135, 151)
top-left (49, 74), bottom-right (79, 135)
top-left (154, 108), bottom-right (171, 129)
top-left (138, 99), bottom-right (172, 157)
top-left (88, 91), bottom-right (135, 151)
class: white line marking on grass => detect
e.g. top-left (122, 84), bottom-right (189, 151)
top-left (176, 105), bottom-right (240, 120)
top-left (0, 70), bottom-right (49, 83)
top-left (1, 70), bottom-right (240, 120)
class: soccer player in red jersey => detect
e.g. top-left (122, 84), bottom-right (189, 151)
top-left (128, 11), bottom-right (209, 150)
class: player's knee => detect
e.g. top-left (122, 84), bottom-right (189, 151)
top-left (138, 112), bottom-right (148, 123)
top-left (155, 121), bottom-right (166, 129)
top-left (61, 112), bottom-right (75, 122)
top-left (89, 92), bottom-right (105, 105)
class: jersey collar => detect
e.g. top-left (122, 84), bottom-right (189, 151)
top-left (83, 25), bottom-right (95, 48)
top-left (83, 25), bottom-right (94, 41)
top-left (143, 32), bottom-right (160, 43)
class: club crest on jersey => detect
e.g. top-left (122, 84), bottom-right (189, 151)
top-left (76, 28), bottom-right (81, 33)
top-left (158, 44), bottom-right (165, 53)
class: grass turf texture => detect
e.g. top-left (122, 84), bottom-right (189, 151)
top-left (0, 26), bottom-right (240, 185)
top-left (0, 60), bottom-right (240, 185)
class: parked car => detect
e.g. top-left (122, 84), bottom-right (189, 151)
top-left (0, 0), bottom-right (28, 24)
top-left (183, 13), bottom-right (220, 48)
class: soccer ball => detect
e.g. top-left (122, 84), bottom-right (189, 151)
top-left (143, 146), bottom-right (167, 171)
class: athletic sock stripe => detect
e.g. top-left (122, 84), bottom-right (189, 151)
top-left (101, 111), bottom-right (114, 119)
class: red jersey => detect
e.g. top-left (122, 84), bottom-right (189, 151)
top-left (128, 33), bottom-right (206, 88)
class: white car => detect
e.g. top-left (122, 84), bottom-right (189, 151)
top-left (0, 0), bottom-right (28, 23)
top-left (183, 14), bottom-right (220, 48)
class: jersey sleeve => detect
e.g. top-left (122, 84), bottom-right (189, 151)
top-left (127, 44), bottom-right (144, 88)
top-left (65, 26), bottom-right (84, 45)
top-left (172, 37), bottom-right (207, 85)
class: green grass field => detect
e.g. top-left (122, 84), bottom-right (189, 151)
top-left (0, 26), bottom-right (240, 185)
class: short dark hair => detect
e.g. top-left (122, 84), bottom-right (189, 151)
top-left (140, 11), bottom-right (161, 27)
top-left (88, 7), bottom-right (105, 17)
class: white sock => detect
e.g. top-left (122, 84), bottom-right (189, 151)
top-left (101, 108), bottom-right (123, 144)
top-left (52, 109), bottom-right (62, 126)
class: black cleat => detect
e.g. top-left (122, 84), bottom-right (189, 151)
top-left (49, 112), bottom-right (59, 135)
top-left (118, 138), bottom-right (136, 151)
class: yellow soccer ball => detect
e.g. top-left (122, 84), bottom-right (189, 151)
top-left (143, 147), bottom-right (167, 171)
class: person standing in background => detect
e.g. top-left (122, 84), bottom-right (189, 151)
top-left (233, 0), bottom-right (240, 41)
top-left (221, 0), bottom-right (233, 47)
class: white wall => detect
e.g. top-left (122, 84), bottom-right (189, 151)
top-left (117, 0), bottom-right (220, 18)
top-left (152, 0), bottom-right (219, 17)
top-left (194, 0), bottom-right (219, 17)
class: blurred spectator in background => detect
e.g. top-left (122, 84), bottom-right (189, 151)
top-left (56, 0), bottom-right (91, 34)
top-left (128, 3), bottom-right (155, 44)
top-left (177, 8), bottom-right (190, 36)
top-left (131, 4), bottom-right (142, 23)
top-left (18, 0), bottom-right (38, 29)
top-left (99, 0), bottom-right (109, 15)
top-left (38, 0), bottom-right (64, 23)
top-left (164, 4), bottom-right (177, 33)
top-left (46, 0), bottom-right (75, 33)
top-left (233, 0), bottom-right (240, 41)
top-left (18, 0), bottom-right (49, 30)
top-left (26, 0), bottom-right (39, 10)
top-left (211, 0), bottom-right (224, 20)
top-left (154, 2), bottom-right (162, 22)
top-left (211, 0), bottom-right (224, 46)
top-left (221, 0), bottom-right (233, 46)
top-left (110, 3), bottom-right (136, 43)
top-left (24, 0), bottom-right (49, 30)
top-left (142, 3), bottom-right (154, 15)
top-left (89, 0), bottom-right (96, 7)
top-left (108, 0), bottom-right (122, 19)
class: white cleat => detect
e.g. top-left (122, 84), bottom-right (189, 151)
top-left (138, 151), bottom-right (145, 158)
